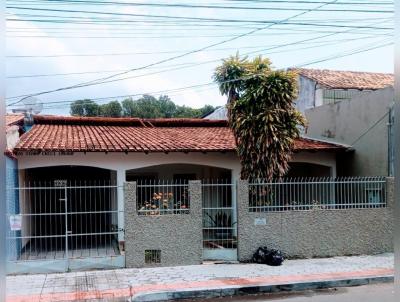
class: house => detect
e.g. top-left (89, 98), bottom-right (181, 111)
top-left (6, 114), bottom-right (363, 273)
top-left (13, 115), bottom-right (347, 183)
top-left (204, 69), bottom-right (395, 176)
top-left (295, 70), bottom-right (395, 176)
top-left (291, 68), bottom-right (394, 114)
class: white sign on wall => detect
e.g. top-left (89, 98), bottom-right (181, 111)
top-left (254, 218), bottom-right (267, 226)
top-left (9, 215), bottom-right (22, 231)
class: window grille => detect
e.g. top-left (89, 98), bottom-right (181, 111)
top-left (136, 180), bottom-right (190, 215)
top-left (145, 250), bottom-right (161, 264)
top-left (249, 177), bottom-right (387, 212)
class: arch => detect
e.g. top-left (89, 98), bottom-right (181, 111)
top-left (287, 162), bottom-right (332, 178)
top-left (21, 165), bottom-right (117, 184)
top-left (125, 163), bottom-right (233, 181)
top-left (17, 152), bottom-right (241, 177)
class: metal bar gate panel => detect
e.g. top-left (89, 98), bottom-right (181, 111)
top-left (202, 179), bottom-right (237, 261)
top-left (6, 180), bottom-right (124, 274)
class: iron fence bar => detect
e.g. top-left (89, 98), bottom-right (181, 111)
top-left (7, 181), bottom-right (121, 264)
top-left (248, 177), bottom-right (387, 212)
top-left (13, 185), bottom-right (119, 190)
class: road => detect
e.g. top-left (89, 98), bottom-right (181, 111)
top-left (180, 283), bottom-right (395, 302)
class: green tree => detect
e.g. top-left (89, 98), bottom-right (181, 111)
top-left (121, 98), bottom-right (135, 117)
top-left (158, 95), bottom-right (176, 118)
top-left (214, 55), bottom-right (306, 181)
top-left (70, 99), bottom-right (100, 117)
top-left (100, 101), bottom-right (122, 117)
top-left (70, 95), bottom-right (216, 118)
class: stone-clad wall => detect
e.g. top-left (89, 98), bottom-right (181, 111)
top-left (124, 181), bottom-right (202, 268)
top-left (237, 178), bottom-right (394, 261)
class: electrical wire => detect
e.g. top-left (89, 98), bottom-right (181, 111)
top-left (8, 39), bottom-right (393, 110)
top-left (6, 0), bottom-right (340, 105)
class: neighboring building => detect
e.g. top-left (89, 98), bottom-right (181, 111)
top-left (291, 68), bottom-right (394, 114)
top-left (305, 86), bottom-right (394, 176)
top-left (5, 114), bottom-right (25, 264)
top-left (6, 114), bottom-right (24, 150)
top-left (204, 106), bottom-right (228, 120)
top-left (204, 69), bottom-right (395, 176)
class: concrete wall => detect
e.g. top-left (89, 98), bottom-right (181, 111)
top-left (124, 181), bottom-right (203, 267)
top-left (305, 86), bottom-right (394, 176)
top-left (237, 178), bottom-right (394, 261)
top-left (204, 106), bottom-right (228, 120)
top-left (6, 125), bottom-right (20, 149)
top-left (294, 76), bottom-right (317, 114)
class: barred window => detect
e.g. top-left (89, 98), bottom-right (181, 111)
top-left (145, 250), bottom-right (161, 264)
top-left (137, 180), bottom-right (190, 215)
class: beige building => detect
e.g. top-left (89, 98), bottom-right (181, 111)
top-left (298, 69), bottom-right (394, 176)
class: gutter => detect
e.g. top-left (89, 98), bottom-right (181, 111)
top-left (301, 135), bottom-right (354, 152)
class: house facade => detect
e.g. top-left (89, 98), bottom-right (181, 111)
top-left (4, 113), bottom-right (393, 274)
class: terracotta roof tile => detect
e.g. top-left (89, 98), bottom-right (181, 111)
top-left (293, 68), bottom-right (394, 90)
top-left (6, 114), bottom-right (24, 131)
top-left (14, 116), bottom-right (347, 154)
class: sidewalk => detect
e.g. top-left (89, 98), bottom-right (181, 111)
top-left (6, 253), bottom-right (394, 302)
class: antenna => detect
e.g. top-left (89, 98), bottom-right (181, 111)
top-left (11, 96), bottom-right (43, 125)
top-left (12, 96), bottom-right (43, 115)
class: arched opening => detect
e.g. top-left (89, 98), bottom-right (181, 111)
top-left (22, 165), bottom-right (115, 184)
top-left (125, 163), bottom-right (231, 182)
top-left (286, 162), bottom-right (333, 178)
top-left (16, 166), bottom-right (120, 264)
top-left (126, 164), bottom-right (237, 261)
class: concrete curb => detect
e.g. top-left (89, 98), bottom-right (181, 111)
top-left (130, 275), bottom-right (394, 302)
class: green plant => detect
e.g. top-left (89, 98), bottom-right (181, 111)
top-left (214, 55), bottom-right (306, 181)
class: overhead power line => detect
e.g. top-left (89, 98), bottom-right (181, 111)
top-left (295, 38), bottom-right (393, 67)
top-left (6, 1), bottom-right (394, 13)
top-left (8, 0), bottom-right (394, 5)
top-left (6, 0), bottom-right (340, 105)
top-left (8, 39), bottom-right (392, 110)
top-left (7, 36), bottom-right (380, 59)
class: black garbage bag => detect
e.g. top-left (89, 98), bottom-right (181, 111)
top-left (252, 246), bottom-right (284, 266)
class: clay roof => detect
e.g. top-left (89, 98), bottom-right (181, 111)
top-left (14, 115), bottom-right (347, 154)
top-left (293, 68), bottom-right (394, 90)
top-left (6, 114), bottom-right (24, 130)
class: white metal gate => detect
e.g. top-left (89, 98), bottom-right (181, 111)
top-left (6, 181), bottom-right (124, 274)
top-left (202, 180), bottom-right (237, 261)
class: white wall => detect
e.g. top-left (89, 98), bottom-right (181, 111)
top-left (17, 150), bottom-right (336, 183)
top-left (294, 76), bottom-right (316, 114)
top-left (6, 126), bottom-right (20, 150)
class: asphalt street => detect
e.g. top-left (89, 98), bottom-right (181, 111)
top-left (180, 283), bottom-right (395, 302)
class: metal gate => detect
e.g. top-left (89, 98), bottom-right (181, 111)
top-left (6, 181), bottom-right (124, 274)
top-left (202, 180), bottom-right (237, 261)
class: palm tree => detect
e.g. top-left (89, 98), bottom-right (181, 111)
top-left (214, 55), bottom-right (306, 181)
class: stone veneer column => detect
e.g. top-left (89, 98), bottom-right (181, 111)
top-left (386, 177), bottom-right (394, 209)
top-left (124, 182), bottom-right (136, 268)
top-left (236, 179), bottom-right (249, 262)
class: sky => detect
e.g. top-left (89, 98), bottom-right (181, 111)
top-left (5, 0), bottom-right (394, 116)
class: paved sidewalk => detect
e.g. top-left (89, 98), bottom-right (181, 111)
top-left (6, 253), bottom-right (394, 302)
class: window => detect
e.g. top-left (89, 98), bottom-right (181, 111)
top-left (137, 180), bottom-right (190, 215)
top-left (145, 250), bottom-right (161, 264)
